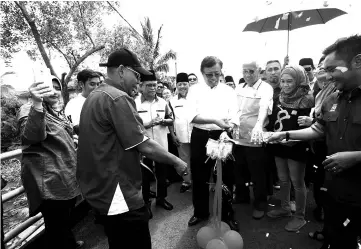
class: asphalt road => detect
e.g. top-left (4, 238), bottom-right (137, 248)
top-left (73, 182), bottom-right (323, 249)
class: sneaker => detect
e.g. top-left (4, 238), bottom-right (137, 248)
top-left (289, 201), bottom-right (296, 213)
top-left (252, 209), bottom-right (265, 219)
top-left (267, 208), bottom-right (292, 218)
top-left (285, 217), bottom-right (306, 232)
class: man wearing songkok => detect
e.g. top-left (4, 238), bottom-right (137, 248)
top-left (225, 75), bottom-right (236, 89)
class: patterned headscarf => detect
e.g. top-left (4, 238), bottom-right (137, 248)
top-left (279, 65), bottom-right (314, 109)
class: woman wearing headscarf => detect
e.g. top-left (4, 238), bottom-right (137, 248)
top-left (17, 77), bottom-right (83, 249)
top-left (266, 65), bottom-right (314, 232)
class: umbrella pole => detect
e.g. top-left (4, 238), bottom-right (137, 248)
top-left (287, 13), bottom-right (290, 56)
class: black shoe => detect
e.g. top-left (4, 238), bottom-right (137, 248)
top-left (149, 191), bottom-right (157, 199)
top-left (188, 215), bottom-right (208, 226)
top-left (226, 219), bottom-right (239, 231)
top-left (156, 199), bottom-right (173, 210)
top-left (180, 183), bottom-right (191, 193)
top-left (76, 241), bottom-right (84, 249)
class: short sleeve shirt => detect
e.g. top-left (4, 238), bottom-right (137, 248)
top-left (65, 94), bottom-right (86, 126)
top-left (311, 87), bottom-right (361, 207)
top-left (77, 79), bottom-right (148, 215)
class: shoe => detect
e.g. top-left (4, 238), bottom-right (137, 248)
top-left (149, 191), bottom-right (157, 199)
top-left (188, 215), bottom-right (208, 226)
top-left (285, 217), bottom-right (307, 232)
top-left (156, 199), bottom-right (173, 210)
top-left (226, 219), bottom-right (239, 231)
top-left (76, 241), bottom-right (84, 249)
top-left (180, 182), bottom-right (191, 193)
top-left (267, 208), bottom-right (292, 218)
top-left (252, 209), bottom-right (265, 219)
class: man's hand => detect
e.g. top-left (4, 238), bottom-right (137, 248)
top-left (29, 82), bottom-right (53, 104)
top-left (297, 116), bottom-right (313, 127)
top-left (214, 119), bottom-right (231, 130)
top-left (171, 133), bottom-right (180, 147)
top-left (173, 157), bottom-right (188, 176)
top-left (264, 131), bottom-right (286, 143)
top-left (250, 123), bottom-right (264, 144)
top-left (323, 152), bottom-right (361, 174)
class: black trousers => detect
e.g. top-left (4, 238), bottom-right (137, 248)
top-left (101, 206), bottom-right (151, 249)
top-left (141, 158), bottom-right (167, 203)
top-left (190, 127), bottom-right (234, 219)
top-left (233, 145), bottom-right (269, 211)
top-left (322, 193), bottom-right (361, 249)
top-left (40, 198), bottom-right (77, 249)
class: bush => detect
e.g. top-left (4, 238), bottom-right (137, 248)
top-left (1, 91), bottom-right (23, 152)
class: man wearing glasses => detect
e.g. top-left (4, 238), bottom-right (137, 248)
top-left (77, 49), bottom-right (188, 249)
top-left (232, 61), bottom-right (274, 219)
top-left (299, 58), bottom-right (320, 97)
top-left (188, 73), bottom-right (198, 87)
top-left (186, 56), bottom-right (239, 230)
top-left (156, 82), bottom-right (165, 98)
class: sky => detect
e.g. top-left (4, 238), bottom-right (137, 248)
top-left (2, 0), bottom-right (360, 90)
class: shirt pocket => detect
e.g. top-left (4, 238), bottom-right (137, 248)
top-left (323, 111), bottom-right (338, 122)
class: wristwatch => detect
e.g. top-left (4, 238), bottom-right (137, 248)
top-left (285, 132), bottom-right (290, 141)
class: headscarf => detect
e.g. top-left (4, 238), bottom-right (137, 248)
top-left (279, 65), bottom-right (314, 109)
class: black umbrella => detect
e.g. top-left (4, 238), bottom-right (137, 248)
top-left (243, 8), bottom-right (347, 55)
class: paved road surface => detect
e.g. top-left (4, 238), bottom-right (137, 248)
top-left (73, 182), bottom-right (323, 249)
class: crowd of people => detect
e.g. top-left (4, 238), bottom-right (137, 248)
top-left (10, 34), bottom-right (361, 249)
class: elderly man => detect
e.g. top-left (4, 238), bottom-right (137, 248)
top-left (77, 49), bottom-right (188, 249)
top-left (186, 56), bottom-right (239, 230)
top-left (169, 73), bottom-right (193, 193)
top-left (65, 69), bottom-right (100, 132)
top-left (232, 61), bottom-right (274, 219)
top-left (188, 73), bottom-right (198, 87)
top-left (267, 35), bottom-right (361, 249)
top-left (135, 70), bottom-right (175, 214)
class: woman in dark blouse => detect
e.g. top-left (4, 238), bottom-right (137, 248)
top-left (17, 77), bottom-right (83, 249)
top-left (266, 65), bottom-right (314, 232)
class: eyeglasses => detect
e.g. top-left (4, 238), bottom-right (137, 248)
top-left (204, 72), bottom-right (221, 78)
top-left (303, 67), bottom-right (313, 72)
top-left (125, 66), bottom-right (141, 81)
top-left (242, 70), bottom-right (255, 75)
top-left (157, 86), bottom-right (164, 89)
top-left (188, 77), bottom-right (197, 82)
top-left (317, 66), bottom-right (348, 75)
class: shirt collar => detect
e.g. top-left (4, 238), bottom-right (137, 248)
top-left (141, 93), bottom-right (159, 103)
top-left (247, 79), bottom-right (262, 89)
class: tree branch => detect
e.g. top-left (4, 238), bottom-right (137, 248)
top-left (46, 39), bottom-right (72, 68)
top-left (14, 1), bottom-right (58, 78)
top-left (77, 2), bottom-right (95, 47)
top-left (71, 50), bottom-right (77, 64)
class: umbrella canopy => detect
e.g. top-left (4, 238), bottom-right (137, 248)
top-left (243, 7), bottom-right (347, 55)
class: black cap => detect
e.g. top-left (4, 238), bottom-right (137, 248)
top-left (225, 76), bottom-right (234, 83)
top-left (299, 58), bottom-right (315, 69)
top-left (176, 73), bottom-right (189, 83)
top-left (140, 69), bottom-right (157, 82)
top-left (99, 48), bottom-right (151, 75)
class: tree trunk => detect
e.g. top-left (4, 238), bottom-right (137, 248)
top-left (14, 1), bottom-right (58, 78)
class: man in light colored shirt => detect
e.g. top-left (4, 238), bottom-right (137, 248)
top-left (169, 73), bottom-right (192, 193)
top-left (186, 56), bottom-right (239, 230)
top-left (232, 61), bottom-right (274, 219)
top-left (188, 73), bottom-right (198, 87)
top-left (65, 69), bottom-right (100, 133)
top-left (225, 75), bottom-right (236, 89)
top-left (135, 70), bottom-right (175, 214)
top-left (299, 57), bottom-right (320, 96)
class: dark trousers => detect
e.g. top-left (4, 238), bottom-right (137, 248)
top-left (101, 206), bottom-right (151, 249)
top-left (40, 198), bottom-right (77, 249)
top-left (141, 158), bottom-right (167, 203)
top-left (190, 127), bottom-right (234, 219)
top-left (233, 145), bottom-right (269, 211)
top-left (322, 194), bottom-right (361, 249)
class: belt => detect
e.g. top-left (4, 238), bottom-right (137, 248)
top-left (193, 127), bottom-right (223, 136)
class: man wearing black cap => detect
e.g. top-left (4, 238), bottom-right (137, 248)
top-left (135, 70), bottom-right (175, 213)
top-left (77, 48), bottom-right (188, 249)
top-left (299, 57), bottom-right (320, 96)
top-left (225, 75), bottom-right (236, 89)
top-left (169, 73), bottom-right (193, 193)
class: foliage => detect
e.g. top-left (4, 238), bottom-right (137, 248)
top-left (1, 88), bottom-right (22, 152)
top-left (1, 159), bottom-right (21, 185)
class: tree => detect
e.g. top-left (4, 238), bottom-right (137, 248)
top-left (1, 1), bottom-right (109, 105)
top-left (139, 17), bottom-right (177, 74)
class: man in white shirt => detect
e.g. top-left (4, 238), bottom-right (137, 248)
top-left (232, 61), bottom-right (274, 219)
top-left (65, 69), bottom-right (100, 133)
top-left (135, 70), bottom-right (175, 214)
top-left (169, 73), bottom-right (192, 193)
top-left (186, 56), bottom-right (239, 230)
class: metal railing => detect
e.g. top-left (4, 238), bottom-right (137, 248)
top-left (1, 149), bottom-right (45, 248)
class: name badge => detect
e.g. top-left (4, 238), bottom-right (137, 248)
top-left (291, 110), bottom-right (297, 115)
top-left (330, 104), bottom-right (337, 112)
